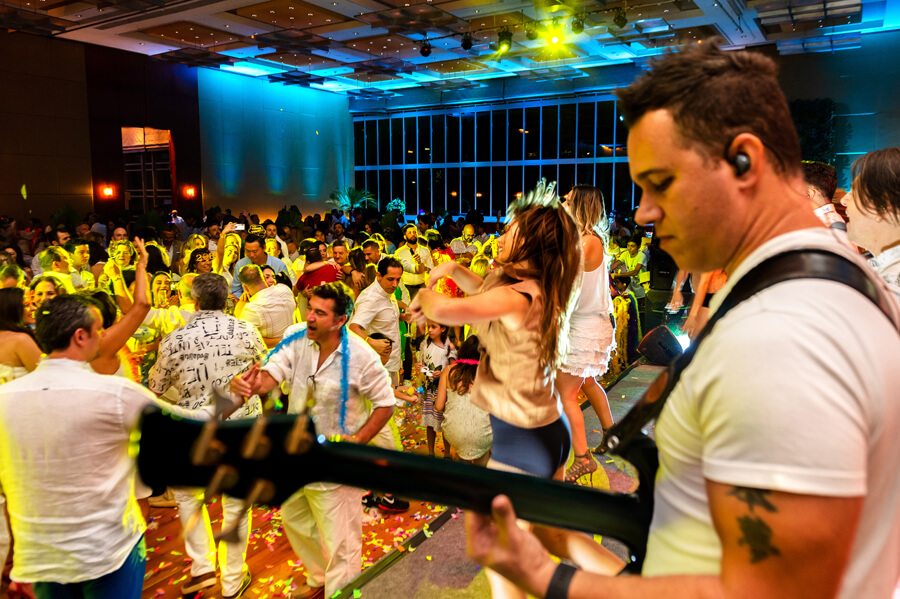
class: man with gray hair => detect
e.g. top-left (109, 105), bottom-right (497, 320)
top-left (149, 272), bottom-right (266, 598)
top-left (37, 246), bottom-right (76, 294)
top-left (235, 264), bottom-right (296, 348)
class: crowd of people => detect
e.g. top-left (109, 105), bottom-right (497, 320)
top-left (3, 39), bottom-right (900, 599)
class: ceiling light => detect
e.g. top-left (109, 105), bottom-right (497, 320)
top-left (526, 24), bottom-right (538, 40)
top-left (497, 27), bottom-right (512, 52)
top-left (571, 17), bottom-right (584, 34)
top-left (461, 32), bottom-right (473, 50)
top-left (420, 41), bottom-right (432, 57)
top-left (613, 8), bottom-right (628, 28)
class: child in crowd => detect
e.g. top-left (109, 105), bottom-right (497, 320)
top-left (434, 336), bottom-right (492, 466)
top-left (417, 320), bottom-right (456, 458)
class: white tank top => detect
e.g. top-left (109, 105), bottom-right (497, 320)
top-left (572, 259), bottom-right (612, 321)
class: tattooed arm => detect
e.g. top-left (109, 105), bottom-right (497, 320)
top-left (466, 485), bottom-right (862, 599)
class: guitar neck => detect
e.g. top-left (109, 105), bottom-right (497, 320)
top-left (137, 408), bottom-right (657, 571)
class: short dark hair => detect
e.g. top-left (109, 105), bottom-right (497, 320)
top-left (244, 234), bottom-right (263, 247)
top-left (615, 40), bottom-right (801, 176)
top-left (83, 289), bottom-right (117, 329)
top-left (362, 239), bottom-right (380, 252)
top-left (47, 227), bottom-right (68, 245)
top-left (851, 148), bottom-right (900, 220)
top-left (378, 257), bottom-right (402, 277)
top-left (802, 161), bottom-right (838, 201)
top-left (262, 219), bottom-right (275, 228)
top-left (311, 281), bottom-right (354, 321)
top-left (192, 273), bottom-right (229, 310)
top-left (305, 244), bottom-right (324, 264)
top-left (64, 238), bottom-right (89, 254)
top-left (402, 224), bottom-right (417, 235)
top-left (35, 294), bottom-right (99, 353)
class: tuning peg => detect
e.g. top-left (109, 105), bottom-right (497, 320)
top-left (180, 464), bottom-right (240, 542)
top-left (191, 420), bottom-right (226, 467)
top-left (285, 414), bottom-right (313, 455)
top-left (241, 416), bottom-right (271, 460)
top-left (215, 478), bottom-right (276, 544)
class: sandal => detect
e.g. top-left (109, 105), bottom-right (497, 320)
top-left (565, 452), bottom-right (598, 484)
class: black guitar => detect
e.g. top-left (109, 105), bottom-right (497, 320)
top-left (136, 407), bottom-right (658, 573)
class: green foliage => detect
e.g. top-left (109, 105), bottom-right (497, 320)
top-left (327, 187), bottom-right (377, 211)
top-left (790, 98), bottom-right (836, 165)
top-left (49, 205), bottom-right (80, 235)
top-left (276, 205), bottom-right (304, 229)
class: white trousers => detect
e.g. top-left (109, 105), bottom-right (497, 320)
top-left (281, 484), bottom-right (363, 598)
top-left (0, 494), bottom-right (9, 575)
top-left (172, 488), bottom-right (250, 596)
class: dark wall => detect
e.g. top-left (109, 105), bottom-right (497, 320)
top-left (84, 45), bottom-right (203, 219)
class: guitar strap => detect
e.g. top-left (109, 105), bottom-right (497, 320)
top-left (599, 248), bottom-right (897, 455)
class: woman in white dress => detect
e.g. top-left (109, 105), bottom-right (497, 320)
top-left (558, 185), bottom-right (616, 483)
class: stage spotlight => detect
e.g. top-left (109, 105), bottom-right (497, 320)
top-left (497, 27), bottom-right (512, 52)
top-left (461, 32), bottom-right (473, 50)
top-left (420, 41), bottom-right (432, 57)
top-left (613, 8), bottom-right (628, 28)
top-left (547, 17), bottom-right (561, 44)
top-left (526, 24), bottom-right (538, 40)
top-left (571, 17), bottom-right (584, 34)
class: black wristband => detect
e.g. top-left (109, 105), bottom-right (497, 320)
top-left (545, 562), bottom-right (578, 599)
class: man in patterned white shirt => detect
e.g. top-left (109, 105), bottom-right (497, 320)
top-left (235, 264), bottom-right (296, 347)
top-left (149, 273), bottom-right (265, 598)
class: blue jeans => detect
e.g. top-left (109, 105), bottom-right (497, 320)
top-left (33, 538), bottom-right (146, 599)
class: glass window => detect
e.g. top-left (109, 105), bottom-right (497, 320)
top-left (476, 112), bottom-right (491, 162)
top-left (595, 164), bottom-right (614, 212)
top-left (392, 170), bottom-right (404, 204)
top-left (432, 114), bottom-right (445, 163)
top-left (418, 168), bottom-right (432, 214)
top-left (558, 164), bottom-right (575, 194)
top-left (432, 168), bottom-right (446, 213)
top-left (540, 164), bottom-right (557, 186)
top-left (446, 114), bottom-right (460, 163)
top-left (379, 169), bottom-right (391, 208)
top-left (376, 120), bottom-right (389, 165)
top-left (559, 104), bottom-right (577, 159)
top-left (354, 121), bottom-right (366, 166)
top-left (508, 108), bottom-right (524, 161)
top-left (508, 165), bottom-right (523, 210)
top-left (446, 167), bottom-right (460, 208)
top-left (355, 170), bottom-right (366, 191)
top-left (576, 162), bottom-right (594, 187)
top-left (461, 112), bottom-right (475, 163)
top-left (418, 116), bottom-right (431, 164)
top-left (461, 167), bottom-right (475, 214)
top-left (524, 107), bottom-right (540, 160)
top-left (366, 171), bottom-right (378, 196)
top-left (543, 105), bottom-right (559, 160)
top-left (391, 119), bottom-right (404, 165)
top-left (577, 103), bottom-right (595, 159)
top-left (492, 110), bottom-right (507, 162)
top-left (614, 111), bottom-right (629, 157)
top-left (405, 169), bottom-right (418, 212)
top-left (614, 162), bottom-right (635, 213)
top-left (475, 166), bottom-right (490, 213)
top-left (597, 102), bottom-right (615, 147)
top-left (491, 166), bottom-right (506, 215)
top-left (405, 116), bottom-right (417, 164)
top-left (524, 165), bottom-right (540, 193)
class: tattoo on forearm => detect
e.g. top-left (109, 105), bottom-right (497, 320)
top-left (730, 487), bottom-right (780, 564)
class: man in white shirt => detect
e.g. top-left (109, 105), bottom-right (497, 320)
top-left (349, 257), bottom-right (404, 384)
top-left (30, 227), bottom-right (69, 276)
top-left (236, 264), bottom-right (296, 347)
top-left (65, 238), bottom-right (95, 290)
top-left (206, 222), bottom-right (221, 253)
top-left (361, 239), bottom-right (385, 265)
top-left (449, 224), bottom-right (482, 265)
top-left (0, 295), bottom-right (239, 598)
top-left (149, 273), bottom-right (265, 598)
top-left (160, 224), bottom-right (183, 267)
top-left (263, 219), bottom-right (291, 259)
top-left (394, 224), bottom-right (433, 297)
top-left (231, 282), bottom-right (393, 599)
top-left (466, 42), bottom-right (900, 599)
top-left (36, 246), bottom-right (76, 294)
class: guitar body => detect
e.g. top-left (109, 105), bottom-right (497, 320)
top-left (136, 407), bottom-right (658, 572)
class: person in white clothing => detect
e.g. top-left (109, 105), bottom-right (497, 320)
top-left (839, 148), bottom-right (900, 293)
top-left (236, 264), bottom-right (296, 347)
top-left (394, 224), bottom-right (433, 296)
top-left (0, 295), bottom-right (243, 599)
top-left (465, 41), bottom-right (900, 599)
top-left (348, 257), bottom-right (404, 383)
top-left (149, 273), bottom-right (265, 598)
top-left (231, 282), bottom-right (393, 599)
